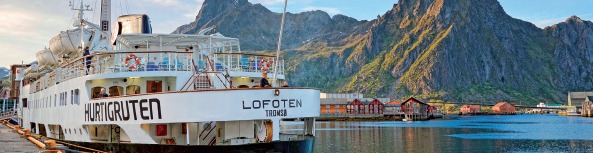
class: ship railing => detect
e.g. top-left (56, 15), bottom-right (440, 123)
top-left (58, 51), bottom-right (195, 82)
top-left (212, 52), bottom-right (285, 75)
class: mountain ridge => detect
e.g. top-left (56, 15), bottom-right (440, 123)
top-left (175, 0), bottom-right (593, 104)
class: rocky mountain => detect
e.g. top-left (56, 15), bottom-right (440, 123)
top-left (173, 0), bottom-right (371, 50)
top-left (0, 67), bottom-right (8, 78)
top-left (175, 0), bottom-right (593, 104)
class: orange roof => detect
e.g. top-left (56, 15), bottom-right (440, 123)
top-left (386, 100), bottom-right (401, 105)
top-left (493, 102), bottom-right (511, 108)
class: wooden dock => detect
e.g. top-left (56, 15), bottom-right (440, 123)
top-left (0, 124), bottom-right (40, 153)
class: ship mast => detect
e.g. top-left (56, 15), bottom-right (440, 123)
top-left (273, 0), bottom-right (288, 85)
top-left (70, 0), bottom-right (92, 52)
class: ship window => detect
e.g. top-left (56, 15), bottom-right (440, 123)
top-left (54, 94), bottom-right (57, 107)
top-left (74, 89), bottom-right (80, 105)
top-left (22, 98), bottom-right (27, 108)
top-left (126, 85), bottom-right (141, 95)
top-left (91, 87), bottom-right (103, 98)
top-left (109, 86), bottom-right (124, 97)
top-left (59, 93), bottom-right (62, 106)
top-left (65, 92), bottom-right (68, 106)
top-left (71, 90), bottom-right (74, 105)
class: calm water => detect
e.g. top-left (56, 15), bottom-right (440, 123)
top-left (283, 114), bottom-right (593, 153)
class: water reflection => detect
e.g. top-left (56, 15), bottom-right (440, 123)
top-left (283, 115), bottom-right (593, 152)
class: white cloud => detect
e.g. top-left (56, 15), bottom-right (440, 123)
top-left (531, 18), bottom-right (566, 28)
top-left (0, 0), bottom-right (207, 67)
top-left (302, 6), bottom-right (342, 16)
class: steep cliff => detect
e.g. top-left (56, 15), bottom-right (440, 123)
top-left (173, 0), bottom-right (371, 50)
top-left (175, 0), bottom-right (593, 104)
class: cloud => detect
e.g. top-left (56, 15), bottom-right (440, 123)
top-left (531, 18), bottom-right (566, 28)
top-left (0, 2), bottom-right (71, 67)
top-left (302, 6), bottom-right (342, 16)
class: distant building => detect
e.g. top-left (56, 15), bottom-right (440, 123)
top-left (319, 93), bottom-right (363, 115)
top-left (492, 102), bottom-right (515, 114)
top-left (348, 99), bottom-right (365, 114)
top-left (320, 93), bottom-right (363, 100)
top-left (401, 97), bottom-right (429, 119)
top-left (568, 92), bottom-right (593, 106)
top-left (384, 100), bottom-right (402, 115)
top-left (320, 93), bottom-right (389, 115)
top-left (582, 96), bottom-right (593, 117)
top-left (320, 98), bottom-right (349, 114)
top-left (546, 104), bottom-right (563, 108)
top-left (536, 103), bottom-right (546, 107)
top-left (460, 105), bottom-right (481, 114)
top-left (368, 99), bottom-right (384, 114)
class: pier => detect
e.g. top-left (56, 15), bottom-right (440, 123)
top-left (0, 123), bottom-right (40, 153)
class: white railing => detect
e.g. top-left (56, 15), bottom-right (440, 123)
top-left (212, 53), bottom-right (285, 75)
top-left (26, 51), bottom-right (285, 92)
top-left (61, 51), bottom-right (194, 81)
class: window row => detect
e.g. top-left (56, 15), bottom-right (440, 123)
top-left (91, 85), bottom-right (141, 98)
top-left (24, 89), bottom-right (80, 109)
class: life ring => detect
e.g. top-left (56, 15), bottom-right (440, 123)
top-left (255, 120), bottom-right (273, 143)
top-left (125, 54), bottom-right (141, 69)
top-left (259, 59), bottom-right (272, 71)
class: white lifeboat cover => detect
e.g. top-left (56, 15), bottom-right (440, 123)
top-left (35, 48), bottom-right (59, 66)
top-left (49, 28), bottom-right (92, 57)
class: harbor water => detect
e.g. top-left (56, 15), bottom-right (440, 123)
top-left (283, 114), bottom-right (593, 152)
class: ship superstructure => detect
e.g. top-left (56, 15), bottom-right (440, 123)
top-left (14, 0), bottom-right (318, 152)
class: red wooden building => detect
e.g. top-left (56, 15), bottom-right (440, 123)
top-left (492, 102), bottom-right (515, 114)
top-left (460, 105), bottom-right (481, 114)
top-left (401, 97), bottom-right (429, 120)
top-left (368, 99), bottom-right (384, 114)
top-left (348, 99), bottom-right (365, 114)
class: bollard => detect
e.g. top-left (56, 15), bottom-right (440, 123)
top-left (23, 129), bottom-right (31, 137)
top-left (44, 140), bottom-right (58, 149)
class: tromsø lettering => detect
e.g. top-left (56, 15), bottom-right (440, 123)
top-left (242, 99), bottom-right (302, 117)
top-left (85, 98), bottom-right (162, 122)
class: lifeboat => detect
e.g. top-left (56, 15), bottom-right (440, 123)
top-left (49, 28), bottom-right (92, 57)
top-left (35, 48), bottom-right (59, 67)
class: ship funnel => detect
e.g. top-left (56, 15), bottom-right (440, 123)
top-left (111, 14), bottom-right (152, 45)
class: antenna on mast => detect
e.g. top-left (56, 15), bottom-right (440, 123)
top-left (272, 0), bottom-right (288, 85)
top-left (70, 0), bottom-right (93, 51)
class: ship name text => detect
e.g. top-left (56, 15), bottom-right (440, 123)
top-left (85, 98), bottom-right (162, 122)
top-left (242, 99), bottom-right (302, 117)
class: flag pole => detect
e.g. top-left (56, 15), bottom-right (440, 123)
top-left (273, 0), bottom-right (287, 86)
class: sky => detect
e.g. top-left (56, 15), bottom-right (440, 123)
top-left (0, 0), bottom-right (592, 68)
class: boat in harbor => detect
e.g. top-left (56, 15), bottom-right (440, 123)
top-left (10, 0), bottom-right (319, 152)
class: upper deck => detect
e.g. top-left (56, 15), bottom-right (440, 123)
top-left (24, 34), bottom-right (285, 93)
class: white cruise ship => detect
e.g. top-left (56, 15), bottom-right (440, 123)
top-left (10, 0), bottom-right (319, 152)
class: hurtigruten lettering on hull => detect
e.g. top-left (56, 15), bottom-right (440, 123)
top-left (242, 99), bottom-right (302, 117)
top-left (85, 98), bottom-right (162, 122)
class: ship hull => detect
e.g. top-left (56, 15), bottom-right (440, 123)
top-left (55, 137), bottom-right (315, 153)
